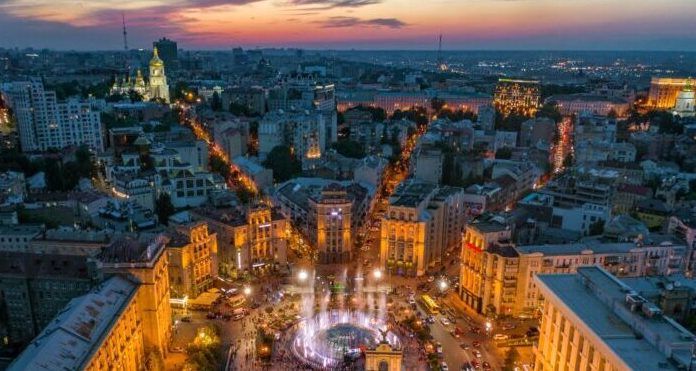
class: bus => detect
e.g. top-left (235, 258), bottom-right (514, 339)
top-left (420, 295), bottom-right (441, 314)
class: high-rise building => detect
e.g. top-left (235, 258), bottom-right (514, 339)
top-left (167, 222), bottom-right (218, 299)
top-left (91, 234), bottom-right (171, 356)
top-left (380, 180), bottom-right (468, 276)
top-left (259, 109), bottom-right (326, 170)
top-left (190, 204), bottom-right (288, 277)
top-left (311, 183), bottom-right (353, 264)
top-left (493, 78), bottom-right (541, 117)
top-left (8, 276), bottom-right (144, 371)
top-left (534, 266), bottom-right (696, 371)
top-left (648, 77), bottom-right (693, 109)
top-left (1, 81), bottom-right (104, 152)
top-left (153, 37), bottom-right (178, 67)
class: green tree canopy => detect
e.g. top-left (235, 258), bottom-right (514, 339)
top-left (262, 145), bottom-right (302, 183)
top-left (332, 140), bottom-right (366, 159)
top-left (155, 193), bottom-right (176, 226)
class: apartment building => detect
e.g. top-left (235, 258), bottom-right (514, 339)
top-left (534, 266), bottom-right (695, 371)
top-left (167, 222), bottom-right (218, 298)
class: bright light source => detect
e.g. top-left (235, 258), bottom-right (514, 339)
top-left (373, 269), bottom-right (383, 279)
top-left (439, 280), bottom-right (448, 291)
top-left (243, 286), bottom-right (252, 296)
top-left (298, 270), bottom-right (309, 282)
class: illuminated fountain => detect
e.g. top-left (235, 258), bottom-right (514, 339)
top-left (291, 269), bottom-right (400, 369)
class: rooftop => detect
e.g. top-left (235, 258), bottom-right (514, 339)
top-left (97, 233), bottom-right (167, 264)
top-left (536, 267), bottom-right (695, 371)
top-left (8, 276), bottom-right (138, 371)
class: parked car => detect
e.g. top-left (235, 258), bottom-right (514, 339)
top-left (441, 361), bottom-right (449, 371)
top-left (180, 316), bottom-right (192, 322)
top-left (493, 333), bottom-right (509, 341)
top-left (459, 343), bottom-right (469, 350)
top-left (170, 346), bottom-right (184, 353)
top-left (472, 340), bottom-right (481, 348)
top-left (440, 317), bottom-right (451, 326)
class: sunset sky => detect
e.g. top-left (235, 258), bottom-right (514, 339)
top-left (1, 0), bottom-right (695, 50)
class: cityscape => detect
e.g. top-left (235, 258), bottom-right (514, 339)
top-left (1, 1), bottom-right (696, 371)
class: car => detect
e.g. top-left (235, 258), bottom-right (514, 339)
top-left (441, 361), bottom-right (449, 371)
top-left (493, 333), bottom-right (509, 341)
top-left (470, 360), bottom-right (480, 369)
top-left (408, 298), bottom-right (416, 305)
top-left (501, 323), bottom-right (516, 330)
top-left (436, 342), bottom-right (443, 354)
top-left (171, 346), bottom-right (184, 353)
top-left (427, 276), bottom-right (435, 282)
top-left (448, 315), bottom-right (457, 324)
top-left (440, 317), bottom-right (451, 326)
top-left (459, 343), bottom-right (469, 350)
top-left (461, 363), bottom-right (474, 371)
top-left (450, 330), bottom-right (460, 338)
top-left (482, 361), bottom-right (491, 370)
top-left (472, 341), bottom-right (480, 348)
top-left (180, 316), bottom-right (192, 322)
top-left (474, 350), bottom-right (482, 358)
top-left (233, 314), bottom-right (244, 321)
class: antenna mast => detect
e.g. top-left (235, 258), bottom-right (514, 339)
top-left (437, 34), bottom-right (447, 72)
top-left (122, 12), bottom-right (129, 51)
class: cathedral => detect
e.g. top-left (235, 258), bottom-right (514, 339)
top-left (673, 77), bottom-right (695, 117)
top-left (111, 47), bottom-right (170, 103)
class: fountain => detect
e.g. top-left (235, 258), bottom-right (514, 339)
top-left (289, 269), bottom-right (400, 369)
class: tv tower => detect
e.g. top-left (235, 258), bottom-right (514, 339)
top-left (122, 12), bottom-right (129, 51)
top-left (437, 34), bottom-right (448, 72)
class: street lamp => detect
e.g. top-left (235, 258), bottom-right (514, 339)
top-left (373, 269), bottom-right (383, 280)
top-left (243, 286), bottom-right (252, 296)
top-left (439, 280), bottom-right (448, 292)
top-left (485, 320), bottom-right (493, 337)
top-left (297, 270), bottom-right (309, 282)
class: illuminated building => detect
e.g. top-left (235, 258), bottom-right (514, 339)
top-left (8, 276), bottom-right (144, 371)
top-left (258, 110), bottom-right (326, 170)
top-left (546, 93), bottom-right (630, 117)
top-left (648, 77), bottom-right (692, 109)
top-left (111, 48), bottom-right (170, 103)
top-left (460, 216), bottom-right (685, 317)
top-left (673, 78), bottom-right (695, 117)
top-left (311, 183), bottom-right (353, 264)
top-left (533, 267), bottom-right (695, 371)
top-left (92, 234), bottom-right (171, 357)
top-left (167, 222), bottom-right (218, 299)
top-left (276, 178), bottom-right (374, 263)
top-left (364, 342), bottom-right (403, 371)
top-left (380, 180), bottom-right (468, 276)
top-left (190, 204), bottom-right (288, 276)
top-left (493, 78), bottom-right (541, 117)
top-left (459, 218), bottom-right (513, 314)
top-left (1, 81), bottom-right (104, 152)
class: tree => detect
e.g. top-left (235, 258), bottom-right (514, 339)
top-left (211, 91), bottom-right (222, 111)
top-left (495, 147), bottom-right (513, 160)
top-left (503, 348), bottom-right (520, 371)
top-left (430, 97), bottom-right (446, 111)
top-left (155, 193), bottom-right (176, 226)
top-left (332, 140), bottom-right (366, 159)
top-left (588, 220), bottom-right (605, 236)
top-left (262, 145), bottom-right (302, 183)
top-left (209, 154), bottom-right (231, 179)
top-left (536, 102), bottom-right (562, 123)
top-left (128, 90), bottom-right (144, 102)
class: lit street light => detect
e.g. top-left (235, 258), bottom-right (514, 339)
top-left (243, 286), bottom-right (252, 296)
top-left (373, 269), bottom-right (383, 280)
top-left (438, 280), bottom-right (448, 292)
top-left (298, 270), bottom-right (309, 282)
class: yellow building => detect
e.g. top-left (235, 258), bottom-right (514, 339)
top-left (381, 181), bottom-right (469, 276)
top-left (167, 222), bottom-right (218, 299)
top-left (648, 77), bottom-right (691, 109)
top-left (93, 234), bottom-right (172, 357)
top-left (311, 184), bottom-right (353, 264)
top-left (494, 78), bottom-right (541, 116)
top-left (8, 276), bottom-right (145, 371)
top-left (191, 204), bottom-right (288, 276)
top-left (534, 266), bottom-right (695, 371)
top-left (458, 219), bottom-right (513, 314)
top-left (364, 342), bottom-right (403, 371)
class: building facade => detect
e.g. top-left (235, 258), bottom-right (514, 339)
top-left (1, 81), bottom-right (104, 152)
top-left (8, 276), bottom-right (144, 371)
top-left (534, 267), bottom-right (696, 371)
top-left (493, 78), bottom-right (541, 117)
top-left (310, 184), bottom-right (353, 264)
top-left (167, 222), bottom-right (218, 299)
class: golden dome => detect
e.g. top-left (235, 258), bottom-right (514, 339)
top-left (149, 47), bottom-right (164, 67)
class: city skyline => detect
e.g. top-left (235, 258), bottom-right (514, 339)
top-left (1, 0), bottom-right (695, 51)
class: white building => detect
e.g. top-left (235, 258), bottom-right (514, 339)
top-left (1, 81), bottom-right (104, 152)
